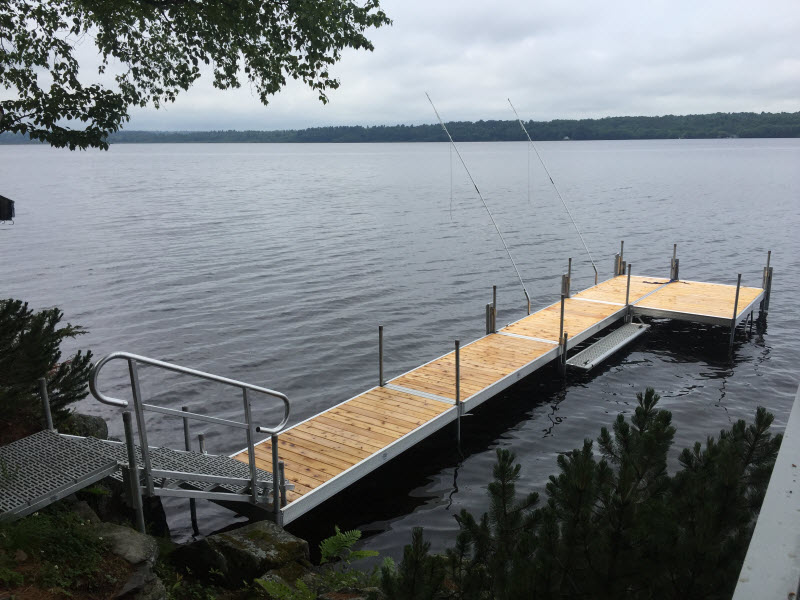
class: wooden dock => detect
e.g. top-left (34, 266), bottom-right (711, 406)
top-left (233, 266), bottom-right (769, 525)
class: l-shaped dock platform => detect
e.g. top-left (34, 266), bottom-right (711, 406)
top-left (233, 256), bottom-right (771, 525)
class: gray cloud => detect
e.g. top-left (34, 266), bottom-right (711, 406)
top-left (122, 0), bottom-right (799, 130)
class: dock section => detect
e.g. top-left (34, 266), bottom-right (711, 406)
top-left (234, 271), bottom-right (767, 525)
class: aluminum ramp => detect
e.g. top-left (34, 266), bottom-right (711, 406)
top-left (566, 322), bottom-right (650, 371)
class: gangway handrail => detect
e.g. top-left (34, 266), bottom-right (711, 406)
top-left (89, 351), bottom-right (289, 521)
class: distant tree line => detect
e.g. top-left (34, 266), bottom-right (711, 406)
top-left (1, 111), bottom-right (798, 145)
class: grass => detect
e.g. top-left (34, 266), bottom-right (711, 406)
top-left (0, 504), bottom-right (130, 598)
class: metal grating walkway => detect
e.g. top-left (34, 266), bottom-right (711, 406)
top-left (1, 431), bottom-right (286, 523)
top-left (0, 430), bottom-right (118, 521)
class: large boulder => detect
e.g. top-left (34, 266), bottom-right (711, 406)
top-left (89, 521), bottom-right (165, 600)
top-left (173, 520), bottom-right (310, 587)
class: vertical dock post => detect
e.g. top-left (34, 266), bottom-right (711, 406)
top-left (279, 461), bottom-right (287, 508)
top-left (378, 325), bottom-right (384, 387)
top-left (271, 433), bottom-right (282, 526)
top-left (198, 433), bottom-right (207, 454)
top-left (182, 406), bottom-right (198, 535)
top-left (560, 332), bottom-right (569, 376)
top-left (619, 241), bottom-right (625, 275)
top-left (486, 286), bottom-right (497, 334)
top-left (730, 274), bottom-right (742, 351)
top-left (761, 251), bottom-right (773, 313)
top-left (568, 257), bottom-right (572, 292)
top-left (492, 285), bottom-right (497, 332)
top-left (559, 294), bottom-right (566, 346)
top-left (625, 264), bottom-right (633, 323)
top-left (122, 411), bottom-right (146, 534)
top-left (37, 377), bottom-right (54, 431)
top-left (670, 244), bottom-right (680, 281)
top-left (455, 340), bottom-right (461, 446)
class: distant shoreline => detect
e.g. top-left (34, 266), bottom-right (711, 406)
top-left (2, 111), bottom-right (798, 145)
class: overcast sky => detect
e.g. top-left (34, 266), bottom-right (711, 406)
top-left (122, 0), bottom-right (799, 130)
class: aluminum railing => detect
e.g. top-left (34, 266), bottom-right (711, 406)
top-left (89, 352), bottom-right (290, 521)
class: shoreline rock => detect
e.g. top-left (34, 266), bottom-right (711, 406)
top-left (173, 519), bottom-right (312, 587)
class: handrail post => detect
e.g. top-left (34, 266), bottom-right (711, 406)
top-left (128, 359), bottom-right (154, 496)
top-left (271, 433), bottom-right (282, 526)
top-left (182, 406), bottom-right (199, 535)
top-left (730, 274), bottom-right (742, 351)
top-left (242, 389), bottom-right (259, 505)
top-left (455, 340), bottom-right (461, 447)
top-left (378, 325), bottom-right (384, 387)
top-left (625, 264), bottom-right (633, 323)
top-left (123, 411), bottom-right (146, 534)
top-left (38, 377), bottom-right (54, 431)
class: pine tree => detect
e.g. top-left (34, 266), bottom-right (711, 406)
top-left (0, 299), bottom-right (92, 442)
top-left (382, 388), bottom-right (782, 600)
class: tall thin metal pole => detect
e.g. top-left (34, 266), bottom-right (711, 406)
top-left (37, 378), bottom-right (54, 431)
top-left (508, 99), bottom-right (598, 285)
top-left (559, 294), bottom-right (566, 346)
top-left (182, 406), bottom-right (198, 535)
top-left (427, 93), bottom-right (531, 313)
top-left (378, 325), bottom-right (384, 387)
top-left (123, 411), bottom-right (146, 534)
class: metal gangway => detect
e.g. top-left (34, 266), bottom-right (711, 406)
top-left (0, 353), bottom-right (292, 531)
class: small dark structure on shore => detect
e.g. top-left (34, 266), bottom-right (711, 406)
top-left (0, 194), bottom-right (15, 222)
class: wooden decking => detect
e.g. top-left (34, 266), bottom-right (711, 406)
top-left (233, 272), bottom-right (765, 524)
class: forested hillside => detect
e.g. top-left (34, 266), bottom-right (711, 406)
top-left (2, 112), bottom-right (798, 145)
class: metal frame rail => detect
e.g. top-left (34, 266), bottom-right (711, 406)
top-left (90, 352), bottom-right (291, 525)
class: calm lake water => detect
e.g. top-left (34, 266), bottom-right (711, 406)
top-left (2, 139), bottom-right (799, 555)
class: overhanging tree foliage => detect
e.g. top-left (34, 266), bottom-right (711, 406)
top-left (0, 0), bottom-right (391, 150)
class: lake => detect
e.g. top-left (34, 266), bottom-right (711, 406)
top-left (1, 139), bottom-right (799, 556)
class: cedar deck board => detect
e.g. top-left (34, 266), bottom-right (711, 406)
top-left (635, 281), bottom-right (763, 318)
